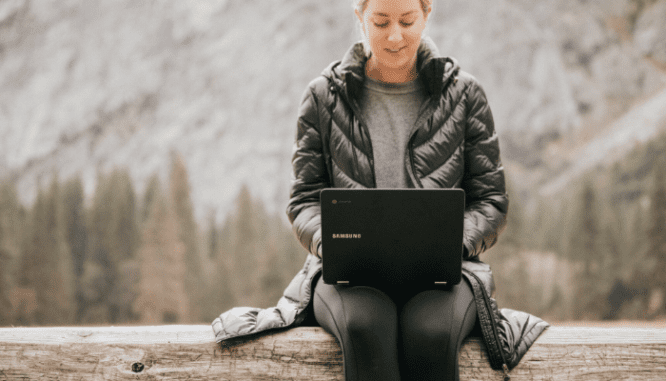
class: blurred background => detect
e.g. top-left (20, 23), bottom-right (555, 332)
top-left (0, 0), bottom-right (665, 326)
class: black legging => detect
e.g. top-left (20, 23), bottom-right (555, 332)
top-left (313, 276), bottom-right (476, 381)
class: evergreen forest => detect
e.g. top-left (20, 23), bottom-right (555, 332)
top-left (2, 132), bottom-right (666, 326)
top-left (0, 153), bottom-right (304, 326)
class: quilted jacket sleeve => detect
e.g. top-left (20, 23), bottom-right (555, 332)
top-left (461, 78), bottom-right (509, 258)
top-left (286, 82), bottom-right (330, 258)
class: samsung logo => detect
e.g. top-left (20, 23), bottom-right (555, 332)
top-left (332, 234), bottom-right (362, 239)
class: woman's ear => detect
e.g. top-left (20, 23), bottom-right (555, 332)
top-left (355, 8), bottom-right (367, 42)
top-left (355, 8), bottom-right (363, 25)
top-left (424, 6), bottom-right (432, 22)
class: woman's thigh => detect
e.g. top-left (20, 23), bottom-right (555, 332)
top-left (313, 276), bottom-right (400, 381)
top-left (399, 280), bottom-right (476, 381)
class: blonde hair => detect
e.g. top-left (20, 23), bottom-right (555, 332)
top-left (352, 0), bottom-right (433, 15)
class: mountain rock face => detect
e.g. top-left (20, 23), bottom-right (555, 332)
top-left (1, 0), bottom-right (665, 221)
top-left (433, 0), bottom-right (666, 168)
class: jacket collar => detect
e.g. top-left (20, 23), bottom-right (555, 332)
top-left (324, 37), bottom-right (460, 101)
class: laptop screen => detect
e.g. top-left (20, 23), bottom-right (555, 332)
top-left (320, 188), bottom-right (465, 287)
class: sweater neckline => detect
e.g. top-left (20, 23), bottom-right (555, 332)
top-left (363, 75), bottom-right (424, 95)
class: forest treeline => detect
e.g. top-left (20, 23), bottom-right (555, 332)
top-left (2, 137), bottom-right (666, 326)
top-left (0, 154), bottom-right (305, 326)
top-left (491, 133), bottom-right (666, 321)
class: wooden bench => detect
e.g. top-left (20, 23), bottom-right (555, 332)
top-left (0, 324), bottom-right (664, 380)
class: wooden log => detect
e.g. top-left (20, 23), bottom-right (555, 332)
top-left (0, 324), bottom-right (665, 380)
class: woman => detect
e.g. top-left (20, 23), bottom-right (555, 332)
top-left (213, 0), bottom-right (548, 380)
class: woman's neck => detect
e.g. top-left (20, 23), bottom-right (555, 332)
top-left (365, 56), bottom-right (418, 84)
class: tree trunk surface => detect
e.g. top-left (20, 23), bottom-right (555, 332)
top-left (0, 325), bottom-right (665, 380)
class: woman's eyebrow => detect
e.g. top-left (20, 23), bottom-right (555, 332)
top-left (373, 11), bottom-right (418, 17)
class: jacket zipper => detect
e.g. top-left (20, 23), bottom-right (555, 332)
top-left (408, 137), bottom-right (423, 188)
top-left (406, 74), bottom-right (460, 188)
top-left (406, 91), bottom-right (444, 188)
top-left (351, 98), bottom-right (376, 183)
top-left (466, 270), bottom-right (510, 380)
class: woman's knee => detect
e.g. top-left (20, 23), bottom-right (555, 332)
top-left (343, 286), bottom-right (398, 336)
top-left (314, 281), bottom-right (398, 335)
top-left (400, 290), bottom-right (455, 346)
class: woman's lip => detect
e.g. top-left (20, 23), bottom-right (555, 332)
top-left (386, 47), bottom-right (405, 53)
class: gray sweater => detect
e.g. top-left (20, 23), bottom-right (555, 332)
top-left (358, 76), bottom-right (428, 188)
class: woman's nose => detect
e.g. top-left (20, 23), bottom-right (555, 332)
top-left (387, 23), bottom-right (402, 42)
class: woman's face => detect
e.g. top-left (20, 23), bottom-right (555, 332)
top-left (356, 0), bottom-right (429, 78)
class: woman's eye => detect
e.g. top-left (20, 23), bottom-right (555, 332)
top-left (400, 21), bottom-right (415, 27)
top-left (374, 22), bottom-right (389, 28)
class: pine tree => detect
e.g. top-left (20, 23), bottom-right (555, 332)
top-left (85, 168), bottom-right (139, 323)
top-left (604, 163), bottom-right (627, 280)
top-left (17, 187), bottom-right (44, 325)
top-left (532, 196), bottom-right (566, 254)
top-left (0, 180), bottom-right (25, 325)
top-left (135, 183), bottom-right (189, 324)
top-left (169, 153), bottom-right (203, 322)
top-left (19, 177), bottom-right (75, 325)
top-left (220, 185), bottom-right (269, 306)
top-left (565, 181), bottom-right (597, 269)
top-left (277, 215), bottom-right (308, 281)
top-left (581, 182), bottom-right (599, 277)
top-left (62, 176), bottom-right (87, 277)
top-left (258, 248), bottom-right (285, 308)
top-left (211, 186), bottom-right (307, 313)
top-left (647, 161), bottom-right (666, 314)
top-left (0, 241), bottom-right (11, 326)
top-left (109, 169), bottom-right (139, 264)
top-left (62, 176), bottom-right (88, 323)
top-left (207, 211), bottom-right (218, 261)
top-left (142, 174), bottom-right (161, 223)
top-left (567, 180), bottom-right (606, 319)
top-left (257, 214), bottom-right (287, 308)
top-left (205, 215), bottom-right (236, 320)
top-left (259, 213), bottom-right (311, 308)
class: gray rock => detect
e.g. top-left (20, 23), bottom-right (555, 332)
top-left (634, 0), bottom-right (666, 65)
top-left (1, 0), bottom-right (665, 221)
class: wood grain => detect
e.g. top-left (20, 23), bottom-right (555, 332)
top-left (0, 325), bottom-right (664, 380)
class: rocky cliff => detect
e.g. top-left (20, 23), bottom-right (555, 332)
top-left (1, 0), bottom-right (665, 221)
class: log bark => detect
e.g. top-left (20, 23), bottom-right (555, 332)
top-left (0, 325), bottom-right (664, 380)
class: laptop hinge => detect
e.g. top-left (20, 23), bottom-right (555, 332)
top-left (434, 281), bottom-right (448, 285)
top-left (337, 281), bottom-right (350, 285)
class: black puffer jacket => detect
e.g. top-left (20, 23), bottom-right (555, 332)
top-left (213, 39), bottom-right (548, 377)
top-left (289, 38), bottom-right (507, 261)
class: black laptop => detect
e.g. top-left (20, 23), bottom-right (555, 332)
top-left (320, 188), bottom-right (465, 287)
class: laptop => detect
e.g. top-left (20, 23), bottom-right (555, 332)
top-left (320, 188), bottom-right (465, 287)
